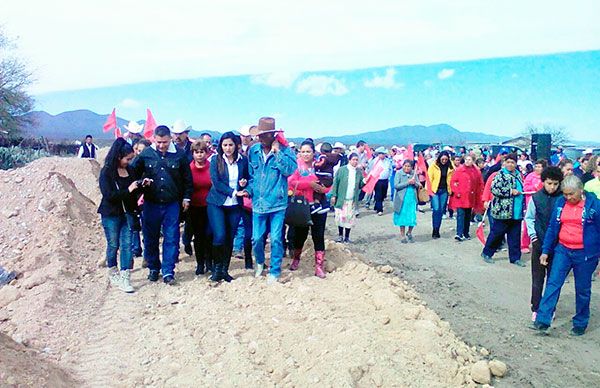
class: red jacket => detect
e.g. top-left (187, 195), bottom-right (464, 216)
top-left (288, 167), bottom-right (318, 203)
top-left (449, 165), bottom-right (484, 213)
top-left (482, 171), bottom-right (498, 203)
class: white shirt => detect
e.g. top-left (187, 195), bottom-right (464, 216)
top-left (78, 143), bottom-right (96, 158)
top-left (346, 165), bottom-right (357, 200)
top-left (223, 154), bottom-right (240, 206)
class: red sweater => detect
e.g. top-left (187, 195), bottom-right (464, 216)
top-left (559, 200), bottom-right (585, 249)
top-left (190, 160), bottom-right (212, 207)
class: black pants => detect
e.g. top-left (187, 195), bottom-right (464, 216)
top-left (482, 218), bottom-right (522, 263)
top-left (531, 238), bottom-right (553, 312)
top-left (373, 179), bottom-right (389, 212)
top-left (189, 206), bottom-right (212, 269)
top-left (293, 212), bottom-right (327, 252)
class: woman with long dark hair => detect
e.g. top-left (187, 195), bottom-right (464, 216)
top-left (98, 138), bottom-right (149, 293)
top-left (427, 151), bottom-right (454, 239)
top-left (206, 131), bottom-right (249, 282)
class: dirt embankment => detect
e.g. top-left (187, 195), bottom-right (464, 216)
top-left (1, 156), bottom-right (507, 387)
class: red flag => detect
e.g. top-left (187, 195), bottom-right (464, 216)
top-left (362, 160), bottom-right (384, 194)
top-left (476, 208), bottom-right (489, 245)
top-left (114, 126), bottom-right (122, 139)
top-left (275, 130), bottom-right (289, 147)
top-left (144, 108), bottom-right (157, 139)
top-left (365, 144), bottom-right (373, 159)
top-left (403, 144), bottom-right (414, 161)
top-left (417, 153), bottom-right (433, 196)
top-left (103, 108), bottom-right (117, 132)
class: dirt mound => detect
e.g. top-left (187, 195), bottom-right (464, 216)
top-left (0, 155), bottom-right (505, 386)
top-left (0, 333), bottom-right (77, 387)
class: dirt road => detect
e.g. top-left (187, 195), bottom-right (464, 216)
top-left (333, 205), bottom-right (600, 387)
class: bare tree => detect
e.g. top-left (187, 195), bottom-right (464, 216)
top-left (0, 27), bottom-right (34, 137)
top-left (522, 123), bottom-right (570, 146)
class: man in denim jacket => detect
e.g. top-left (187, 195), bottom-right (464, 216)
top-left (247, 117), bottom-right (297, 283)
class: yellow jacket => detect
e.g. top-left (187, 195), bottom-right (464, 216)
top-left (427, 162), bottom-right (454, 194)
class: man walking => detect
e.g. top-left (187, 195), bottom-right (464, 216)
top-left (131, 125), bottom-right (193, 284)
top-left (247, 117), bottom-right (297, 284)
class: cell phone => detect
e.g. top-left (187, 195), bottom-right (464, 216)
top-left (136, 179), bottom-right (145, 186)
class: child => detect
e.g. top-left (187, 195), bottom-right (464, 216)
top-left (524, 166), bottom-right (563, 322)
top-left (313, 142), bottom-right (341, 213)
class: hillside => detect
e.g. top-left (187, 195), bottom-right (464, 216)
top-left (21, 110), bottom-right (508, 145)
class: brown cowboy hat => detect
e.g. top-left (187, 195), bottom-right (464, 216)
top-left (250, 117), bottom-right (278, 136)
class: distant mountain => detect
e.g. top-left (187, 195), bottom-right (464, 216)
top-left (288, 124), bottom-right (509, 146)
top-left (21, 110), bottom-right (508, 146)
top-left (21, 110), bottom-right (220, 142)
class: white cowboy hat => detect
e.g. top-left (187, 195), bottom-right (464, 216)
top-left (583, 148), bottom-right (593, 155)
top-left (288, 141), bottom-right (296, 148)
top-left (172, 119), bottom-right (192, 134)
top-left (239, 125), bottom-right (252, 137)
top-left (333, 142), bottom-right (346, 150)
top-left (123, 120), bottom-right (144, 134)
top-left (375, 146), bottom-right (388, 155)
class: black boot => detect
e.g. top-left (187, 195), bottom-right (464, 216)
top-left (222, 246), bottom-right (235, 282)
top-left (209, 245), bottom-right (224, 282)
top-left (244, 239), bottom-right (253, 269)
top-left (432, 228), bottom-right (440, 239)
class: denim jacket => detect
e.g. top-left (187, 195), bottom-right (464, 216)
top-left (247, 142), bottom-right (297, 214)
top-left (542, 192), bottom-right (600, 258)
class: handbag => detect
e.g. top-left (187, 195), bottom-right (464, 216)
top-left (414, 173), bottom-right (429, 203)
top-left (285, 181), bottom-right (313, 227)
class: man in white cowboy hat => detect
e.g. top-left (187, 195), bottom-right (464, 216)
top-left (368, 146), bottom-right (392, 215)
top-left (332, 141), bottom-right (348, 175)
top-left (238, 125), bottom-right (255, 157)
top-left (171, 119), bottom-right (194, 163)
top-left (123, 120), bottom-right (144, 144)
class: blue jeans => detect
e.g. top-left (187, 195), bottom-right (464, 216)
top-left (431, 189), bottom-right (448, 229)
top-left (536, 244), bottom-right (599, 329)
top-left (207, 204), bottom-right (242, 248)
top-left (455, 208), bottom-right (472, 238)
top-left (143, 201), bottom-right (180, 277)
top-left (101, 214), bottom-right (133, 270)
top-left (253, 210), bottom-right (286, 277)
top-left (482, 218), bottom-right (521, 262)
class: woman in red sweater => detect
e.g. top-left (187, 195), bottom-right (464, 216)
top-left (189, 140), bottom-right (213, 275)
top-left (449, 155), bottom-right (484, 241)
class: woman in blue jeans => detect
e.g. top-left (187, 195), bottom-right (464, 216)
top-left (98, 138), bottom-right (149, 293)
top-left (207, 132), bottom-right (249, 282)
top-left (427, 151), bottom-right (454, 239)
top-left (532, 175), bottom-right (600, 336)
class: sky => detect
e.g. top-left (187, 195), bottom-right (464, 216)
top-left (2, 1), bottom-right (600, 140)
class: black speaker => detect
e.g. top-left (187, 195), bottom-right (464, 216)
top-left (531, 134), bottom-right (551, 161)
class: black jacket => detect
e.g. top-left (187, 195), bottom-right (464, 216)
top-left (206, 155), bottom-right (249, 206)
top-left (531, 188), bottom-right (562, 241)
top-left (130, 145), bottom-right (193, 204)
top-left (97, 167), bottom-right (139, 216)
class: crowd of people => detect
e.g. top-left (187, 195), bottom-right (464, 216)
top-left (96, 121), bottom-right (600, 336)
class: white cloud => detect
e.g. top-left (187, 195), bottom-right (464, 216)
top-left (251, 72), bottom-right (300, 88)
top-left (119, 98), bottom-right (141, 108)
top-left (3, 1), bottom-right (598, 93)
top-left (296, 75), bottom-right (349, 96)
top-left (364, 68), bottom-right (404, 89)
top-left (437, 68), bottom-right (455, 80)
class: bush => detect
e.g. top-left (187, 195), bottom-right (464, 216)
top-left (0, 146), bottom-right (49, 170)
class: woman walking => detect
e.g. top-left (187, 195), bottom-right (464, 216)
top-left (531, 175), bottom-right (600, 336)
top-left (481, 153), bottom-right (526, 266)
top-left (393, 160), bottom-right (422, 243)
top-left (98, 138), bottom-right (148, 293)
top-left (206, 132), bottom-right (249, 282)
top-left (331, 152), bottom-right (365, 243)
top-left (189, 140), bottom-right (213, 275)
top-left (288, 141), bottom-right (329, 278)
top-left (521, 159), bottom-right (547, 253)
top-left (427, 151), bottom-right (454, 239)
top-left (449, 155), bottom-right (484, 241)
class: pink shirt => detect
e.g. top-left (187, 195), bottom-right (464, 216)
top-left (559, 200), bottom-right (585, 249)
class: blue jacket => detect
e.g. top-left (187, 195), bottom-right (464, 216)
top-left (247, 142), bottom-right (297, 214)
top-left (542, 192), bottom-right (600, 258)
top-left (206, 154), bottom-right (249, 206)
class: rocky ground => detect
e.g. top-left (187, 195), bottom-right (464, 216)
top-left (0, 156), bottom-right (510, 387)
top-left (341, 204), bottom-right (600, 387)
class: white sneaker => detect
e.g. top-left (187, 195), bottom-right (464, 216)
top-left (119, 270), bottom-right (134, 293)
top-left (266, 274), bottom-right (278, 285)
top-left (108, 266), bottom-right (120, 286)
top-left (254, 263), bottom-right (264, 278)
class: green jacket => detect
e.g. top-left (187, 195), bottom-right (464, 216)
top-left (330, 165), bottom-right (364, 209)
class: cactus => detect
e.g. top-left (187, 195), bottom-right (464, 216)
top-left (0, 146), bottom-right (50, 170)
